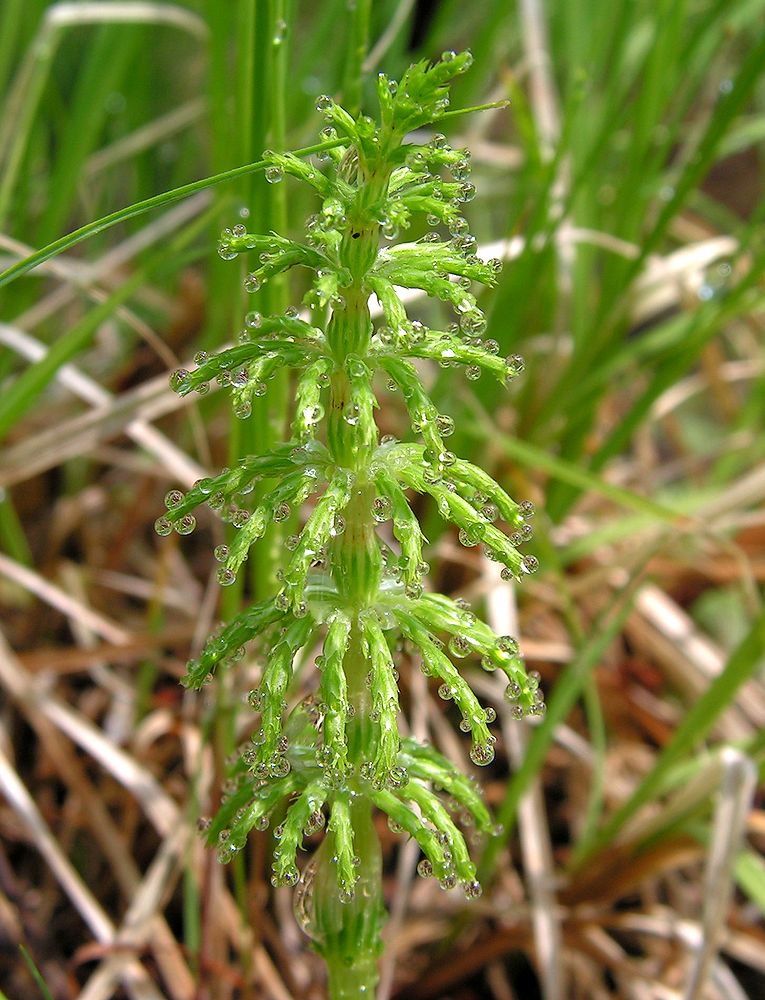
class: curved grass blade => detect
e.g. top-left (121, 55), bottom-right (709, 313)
top-left (0, 138), bottom-right (344, 290)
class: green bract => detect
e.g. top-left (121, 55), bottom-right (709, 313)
top-left (162, 50), bottom-right (542, 998)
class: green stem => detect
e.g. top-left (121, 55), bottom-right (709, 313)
top-left (343, 0), bottom-right (371, 116)
top-left (313, 798), bottom-right (383, 999)
top-left (326, 955), bottom-right (380, 1000)
top-left (312, 165), bottom-right (386, 997)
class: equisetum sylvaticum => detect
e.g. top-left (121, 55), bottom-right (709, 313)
top-left (157, 50), bottom-right (543, 998)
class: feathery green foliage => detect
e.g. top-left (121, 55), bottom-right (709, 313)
top-left (162, 51), bottom-right (540, 995)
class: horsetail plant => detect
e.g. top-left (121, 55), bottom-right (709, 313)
top-left (158, 51), bottom-right (543, 998)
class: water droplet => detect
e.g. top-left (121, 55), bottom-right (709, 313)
top-left (495, 637), bottom-right (517, 657)
top-left (470, 742), bottom-right (495, 766)
top-left (417, 858), bottom-right (433, 878)
top-left (164, 489), bottom-right (183, 509)
top-left (438, 684), bottom-right (453, 701)
top-left (452, 159), bottom-right (471, 181)
top-left (170, 369), bottom-right (191, 394)
top-left (217, 567), bottom-right (237, 587)
top-left (462, 879), bottom-right (482, 899)
top-left (506, 353), bottom-right (525, 376)
top-left (458, 528), bottom-right (479, 547)
top-left (331, 514), bottom-right (346, 536)
top-left (522, 555), bottom-right (539, 574)
top-left (372, 495), bottom-right (392, 522)
top-left (504, 681), bottom-right (522, 702)
top-left (247, 688), bottom-right (262, 709)
top-left (275, 865), bottom-right (299, 888)
top-left (303, 810), bottom-right (325, 836)
top-left (315, 94), bottom-right (334, 113)
top-left (343, 403), bottom-right (360, 426)
top-left (449, 635), bottom-right (471, 658)
top-left (271, 756), bottom-right (291, 777)
top-left (460, 310), bottom-right (486, 335)
top-left (154, 516), bottom-right (172, 537)
top-left (389, 765), bottom-right (409, 788)
top-left (265, 166), bottom-right (284, 184)
top-left (514, 502), bottom-right (533, 523)
top-left (273, 502), bottom-right (291, 522)
top-left (435, 414), bottom-right (455, 436)
top-left (176, 514), bottom-right (196, 535)
top-left (231, 509), bottom-right (250, 528)
top-left (245, 310), bottom-right (262, 328)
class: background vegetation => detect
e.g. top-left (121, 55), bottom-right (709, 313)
top-left (1, 1), bottom-right (765, 998)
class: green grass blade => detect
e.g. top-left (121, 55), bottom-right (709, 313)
top-left (735, 850), bottom-right (765, 917)
top-left (343, 0), bottom-right (371, 114)
top-left (0, 137), bottom-right (343, 290)
top-left (629, 26), bottom-right (765, 273)
top-left (0, 492), bottom-right (33, 565)
top-left (19, 945), bottom-right (55, 1000)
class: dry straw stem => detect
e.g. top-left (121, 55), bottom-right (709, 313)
top-left (0, 628), bottom-right (293, 998)
top-left (484, 559), bottom-right (563, 1000)
top-left (0, 742), bottom-right (166, 1000)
